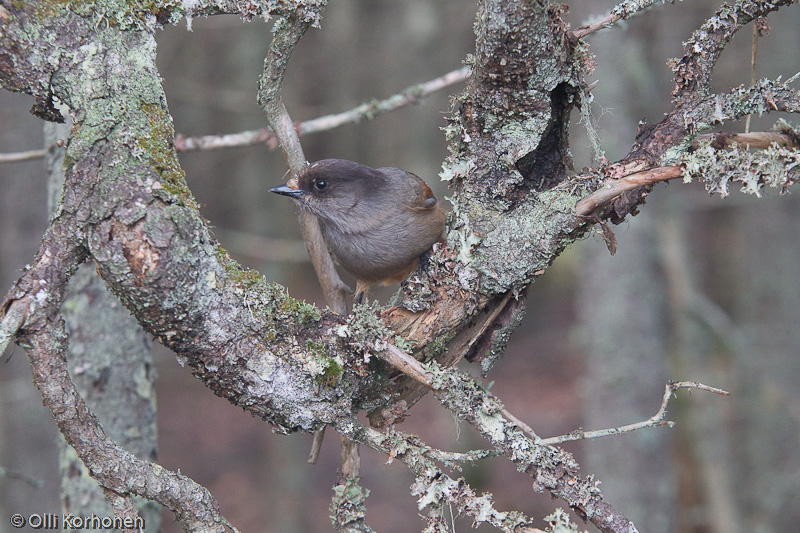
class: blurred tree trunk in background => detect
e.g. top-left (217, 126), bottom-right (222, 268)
top-left (576, 210), bottom-right (674, 531)
top-left (0, 93), bottom-right (57, 525)
top-left (573, 5), bottom-right (676, 527)
top-left (44, 119), bottom-right (161, 530)
top-left (732, 195), bottom-right (800, 531)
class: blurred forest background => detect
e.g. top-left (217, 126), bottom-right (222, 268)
top-left (1, 0), bottom-right (800, 531)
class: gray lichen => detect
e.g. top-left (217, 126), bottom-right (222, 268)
top-left (682, 136), bottom-right (800, 197)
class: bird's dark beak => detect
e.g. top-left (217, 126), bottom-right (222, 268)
top-left (270, 184), bottom-right (304, 198)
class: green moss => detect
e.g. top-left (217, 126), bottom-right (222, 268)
top-left (13, 0), bottom-right (76, 21)
top-left (137, 101), bottom-right (196, 207)
top-left (307, 340), bottom-right (344, 387)
top-left (19, 0), bottom-right (184, 28)
top-left (214, 247), bottom-right (322, 336)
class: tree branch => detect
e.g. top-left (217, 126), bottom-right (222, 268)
top-left (27, 319), bottom-right (237, 532)
top-left (576, 166), bottom-right (683, 217)
top-left (335, 421), bottom-right (537, 532)
top-left (0, 148), bottom-right (46, 163)
top-left (572, 0), bottom-right (667, 39)
top-left (364, 340), bottom-right (636, 532)
top-left (2, 66), bottom-right (469, 161)
top-left (258, 7), bottom-right (349, 315)
top-left (177, 65), bottom-right (469, 153)
top-left (539, 381), bottom-right (730, 445)
top-left (672, 0), bottom-right (797, 98)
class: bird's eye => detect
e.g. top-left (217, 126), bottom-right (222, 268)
top-left (313, 179), bottom-right (328, 191)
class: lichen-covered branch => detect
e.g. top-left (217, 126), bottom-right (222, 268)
top-left (572, 0), bottom-right (666, 39)
top-left (424, 363), bottom-right (637, 533)
top-left (682, 137), bottom-right (800, 197)
top-left (335, 421), bottom-right (537, 533)
top-left (578, 0), bottom-right (800, 223)
top-left (0, 213), bottom-right (229, 529)
top-left (28, 320), bottom-right (236, 531)
top-left (672, 0), bottom-right (797, 98)
top-left (256, 2), bottom-right (351, 316)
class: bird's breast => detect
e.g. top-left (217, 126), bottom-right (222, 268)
top-left (321, 213), bottom-right (440, 283)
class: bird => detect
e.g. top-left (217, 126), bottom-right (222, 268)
top-left (270, 159), bottom-right (446, 302)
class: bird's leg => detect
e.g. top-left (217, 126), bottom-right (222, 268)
top-left (417, 250), bottom-right (432, 276)
top-left (354, 280), bottom-right (372, 305)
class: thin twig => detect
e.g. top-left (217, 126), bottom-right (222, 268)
top-left (308, 425), bottom-right (326, 464)
top-left (539, 381), bottom-right (730, 446)
top-left (576, 128), bottom-right (800, 216)
top-left (672, 0), bottom-right (792, 98)
top-left (0, 148), bottom-right (46, 163)
top-left (572, 0), bottom-right (665, 39)
top-left (377, 343), bottom-right (545, 443)
top-left (0, 465), bottom-right (44, 488)
top-left (3, 67), bottom-right (469, 163)
top-left (337, 421), bottom-right (537, 532)
top-left (296, 66), bottom-right (470, 136)
top-left (501, 407), bottom-right (541, 443)
top-left (258, 10), bottom-right (348, 315)
top-left (744, 23), bottom-right (759, 133)
top-left (182, 65), bottom-right (468, 152)
top-left (692, 131), bottom-right (800, 150)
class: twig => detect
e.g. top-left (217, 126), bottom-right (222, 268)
top-left (0, 148), bottom-right (46, 163)
top-left (539, 381), bottom-right (730, 446)
top-left (672, 0), bottom-right (793, 98)
top-left (336, 421), bottom-right (537, 532)
top-left (0, 465), bottom-right (43, 488)
top-left (572, 0), bottom-right (665, 39)
top-left (4, 67), bottom-right (469, 162)
top-left (500, 407), bottom-right (541, 443)
top-left (378, 342), bottom-right (547, 446)
top-left (744, 23), bottom-right (759, 133)
top-left (256, 13), bottom-right (373, 529)
top-left (692, 131), bottom-right (800, 150)
top-left (575, 165), bottom-right (682, 216)
top-left (308, 425), bottom-right (326, 464)
top-left (296, 66), bottom-right (470, 136)
top-left (174, 128), bottom-right (276, 152)
top-left (173, 66), bottom-right (468, 154)
top-left (371, 344), bottom-right (637, 531)
top-left (258, 10), bottom-right (348, 316)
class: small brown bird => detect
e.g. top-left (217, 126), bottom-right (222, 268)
top-left (270, 159), bottom-right (446, 301)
